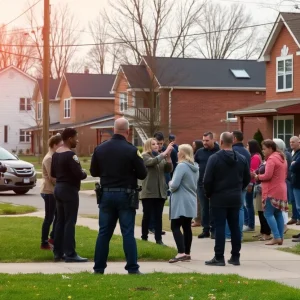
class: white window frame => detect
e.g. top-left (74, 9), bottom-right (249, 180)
top-left (119, 93), bottom-right (128, 112)
top-left (19, 130), bottom-right (31, 143)
top-left (64, 98), bottom-right (71, 119)
top-left (19, 97), bottom-right (32, 112)
top-left (276, 54), bottom-right (293, 93)
top-left (226, 111), bottom-right (237, 122)
top-left (273, 115), bottom-right (294, 141)
top-left (37, 102), bottom-right (42, 120)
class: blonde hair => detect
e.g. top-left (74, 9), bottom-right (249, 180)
top-left (142, 138), bottom-right (157, 154)
top-left (178, 144), bottom-right (194, 163)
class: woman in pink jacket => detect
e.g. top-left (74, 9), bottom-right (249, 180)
top-left (254, 140), bottom-right (288, 245)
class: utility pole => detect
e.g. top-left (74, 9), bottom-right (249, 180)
top-left (42, 0), bottom-right (50, 157)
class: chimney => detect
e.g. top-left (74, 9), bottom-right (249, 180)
top-left (84, 66), bottom-right (89, 74)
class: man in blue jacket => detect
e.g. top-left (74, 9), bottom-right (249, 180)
top-left (195, 132), bottom-right (219, 239)
top-left (204, 132), bottom-right (250, 266)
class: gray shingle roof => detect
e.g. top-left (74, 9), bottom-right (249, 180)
top-left (121, 65), bottom-right (152, 88)
top-left (65, 73), bottom-right (115, 98)
top-left (142, 57), bottom-right (266, 89)
top-left (37, 78), bottom-right (60, 100)
top-left (281, 12), bottom-right (300, 45)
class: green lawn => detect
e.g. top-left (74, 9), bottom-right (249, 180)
top-left (0, 203), bottom-right (37, 215)
top-left (18, 155), bottom-right (91, 175)
top-left (0, 273), bottom-right (299, 300)
top-left (81, 182), bottom-right (96, 191)
top-left (0, 217), bottom-right (176, 263)
top-left (281, 243), bottom-right (300, 255)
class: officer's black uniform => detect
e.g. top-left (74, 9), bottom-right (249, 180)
top-left (90, 134), bottom-right (147, 274)
top-left (51, 150), bottom-right (87, 262)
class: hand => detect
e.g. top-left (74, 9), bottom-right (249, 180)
top-left (250, 172), bottom-right (256, 179)
top-left (166, 142), bottom-right (174, 154)
top-left (292, 161), bottom-right (296, 165)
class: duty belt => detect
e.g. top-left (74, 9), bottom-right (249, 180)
top-left (102, 188), bottom-right (135, 193)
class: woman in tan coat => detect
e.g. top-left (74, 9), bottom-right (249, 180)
top-left (140, 138), bottom-right (173, 245)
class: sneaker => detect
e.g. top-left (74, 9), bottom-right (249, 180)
top-left (243, 226), bottom-right (255, 232)
top-left (198, 232), bottom-right (210, 239)
top-left (205, 257), bottom-right (225, 266)
top-left (292, 233), bottom-right (300, 239)
top-left (48, 238), bottom-right (54, 246)
top-left (40, 243), bottom-right (52, 250)
top-left (287, 219), bottom-right (297, 225)
top-left (228, 256), bottom-right (240, 266)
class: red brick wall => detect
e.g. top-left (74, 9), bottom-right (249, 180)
top-left (170, 89), bottom-right (266, 144)
top-left (266, 25), bottom-right (300, 100)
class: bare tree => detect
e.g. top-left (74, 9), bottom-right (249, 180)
top-left (195, 2), bottom-right (263, 59)
top-left (26, 2), bottom-right (81, 79)
top-left (0, 26), bottom-right (37, 72)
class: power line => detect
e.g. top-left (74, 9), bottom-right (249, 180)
top-left (4, 0), bottom-right (42, 27)
top-left (219, 0), bottom-right (296, 6)
top-left (0, 50), bottom-right (41, 60)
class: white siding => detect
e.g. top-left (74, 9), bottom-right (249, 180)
top-left (0, 67), bottom-right (36, 154)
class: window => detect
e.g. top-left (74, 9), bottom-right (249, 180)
top-left (64, 99), bottom-right (71, 118)
top-left (276, 55), bottom-right (293, 92)
top-left (19, 98), bottom-right (32, 111)
top-left (19, 130), bottom-right (31, 143)
top-left (226, 111), bottom-right (237, 122)
top-left (230, 69), bottom-right (250, 79)
top-left (273, 116), bottom-right (294, 146)
top-left (4, 125), bottom-right (8, 143)
top-left (37, 102), bottom-right (42, 120)
top-left (119, 93), bottom-right (128, 112)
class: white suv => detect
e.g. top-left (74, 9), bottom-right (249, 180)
top-left (0, 147), bottom-right (37, 194)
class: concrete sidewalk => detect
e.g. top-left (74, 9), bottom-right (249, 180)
top-left (1, 211), bottom-right (300, 289)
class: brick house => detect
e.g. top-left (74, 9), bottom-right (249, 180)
top-left (233, 12), bottom-right (300, 146)
top-left (111, 56), bottom-right (266, 145)
top-left (29, 72), bottom-right (115, 155)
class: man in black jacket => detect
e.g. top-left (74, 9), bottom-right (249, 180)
top-left (195, 132), bottom-right (219, 239)
top-left (204, 132), bottom-right (250, 266)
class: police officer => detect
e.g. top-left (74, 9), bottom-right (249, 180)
top-left (90, 117), bottom-right (147, 274)
top-left (51, 128), bottom-right (88, 262)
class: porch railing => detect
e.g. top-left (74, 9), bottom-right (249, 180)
top-left (125, 108), bottom-right (160, 123)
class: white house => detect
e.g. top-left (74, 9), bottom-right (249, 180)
top-left (0, 66), bottom-right (36, 154)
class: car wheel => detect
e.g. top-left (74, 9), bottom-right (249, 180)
top-left (13, 189), bottom-right (30, 195)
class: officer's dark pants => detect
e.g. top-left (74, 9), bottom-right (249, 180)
top-left (94, 191), bottom-right (139, 274)
top-left (198, 186), bottom-right (215, 234)
top-left (41, 193), bottom-right (57, 244)
top-left (212, 206), bottom-right (241, 260)
top-left (53, 183), bottom-right (79, 257)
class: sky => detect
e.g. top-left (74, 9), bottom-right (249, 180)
top-left (0, 0), bottom-right (299, 66)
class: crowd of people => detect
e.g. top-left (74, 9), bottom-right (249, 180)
top-left (37, 117), bottom-right (300, 273)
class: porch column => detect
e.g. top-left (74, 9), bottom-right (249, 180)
top-left (239, 116), bottom-right (245, 133)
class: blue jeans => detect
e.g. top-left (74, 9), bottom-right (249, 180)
top-left (291, 185), bottom-right (300, 220)
top-left (263, 198), bottom-right (284, 239)
top-left (244, 186), bottom-right (255, 229)
top-left (93, 191), bottom-right (139, 274)
top-left (293, 188), bottom-right (300, 219)
top-left (198, 186), bottom-right (214, 234)
top-left (225, 191), bottom-right (246, 240)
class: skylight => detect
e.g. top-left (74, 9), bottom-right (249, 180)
top-left (230, 69), bottom-right (250, 79)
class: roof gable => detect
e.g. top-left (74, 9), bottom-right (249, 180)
top-left (258, 12), bottom-right (300, 62)
top-left (0, 65), bottom-right (36, 83)
top-left (142, 56), bottom-right (265, 89)
top-left (63, 73), bottom-right (115, 98)
top-left (37, 78), bottom-right (60, 100)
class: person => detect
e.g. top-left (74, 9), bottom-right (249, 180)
top-left (192, 140), bottom-right (204, 227)
top-left (273, 138), bottom-right (291, 234)
top-left (253, 139), bottom-right (288, 246)
top-left (243, 139), bottom-right (263, 231)
top-left (204, 132), bottom-right (250, 266)
top-left (169, 134), bottom-right (179, 152)
top-left (288, 136), bottom-right (300, 225)
top-left (40, 134), bottom-right (63, 250)
top-left (51, 128), bottom-right (88, 262)
top-left (169, 144), bottom-right (199, 263)
top-left (192, 140), bottom-right (203, 155)
top-left (0, 162), bottom-right (7, 174)
top-left (140, 138), bottom-right (173, 245)
top-left (195, 132), bottom-right (219, 239)
top-left (91, 118), bottom-right (147, 274)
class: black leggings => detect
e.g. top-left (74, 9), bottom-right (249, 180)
top-left (171, 217), bottom-right (193, 254)
top-left (258, 211), bottom-right (271, 235)
top-left (41, 193), bottom-right (57, 244)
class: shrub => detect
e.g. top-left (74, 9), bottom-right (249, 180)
top-left (18, 149), bottom-right (23, 155)
top-left (253, 129), bottom-right (264, 146)
top-left (137, 146), bottom-right (143, 153)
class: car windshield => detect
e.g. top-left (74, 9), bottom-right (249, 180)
top-left (0, 148), bottom-right (18, 160)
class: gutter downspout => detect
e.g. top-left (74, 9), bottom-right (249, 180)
top-left (169, 87), bottom-right (173, 134)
